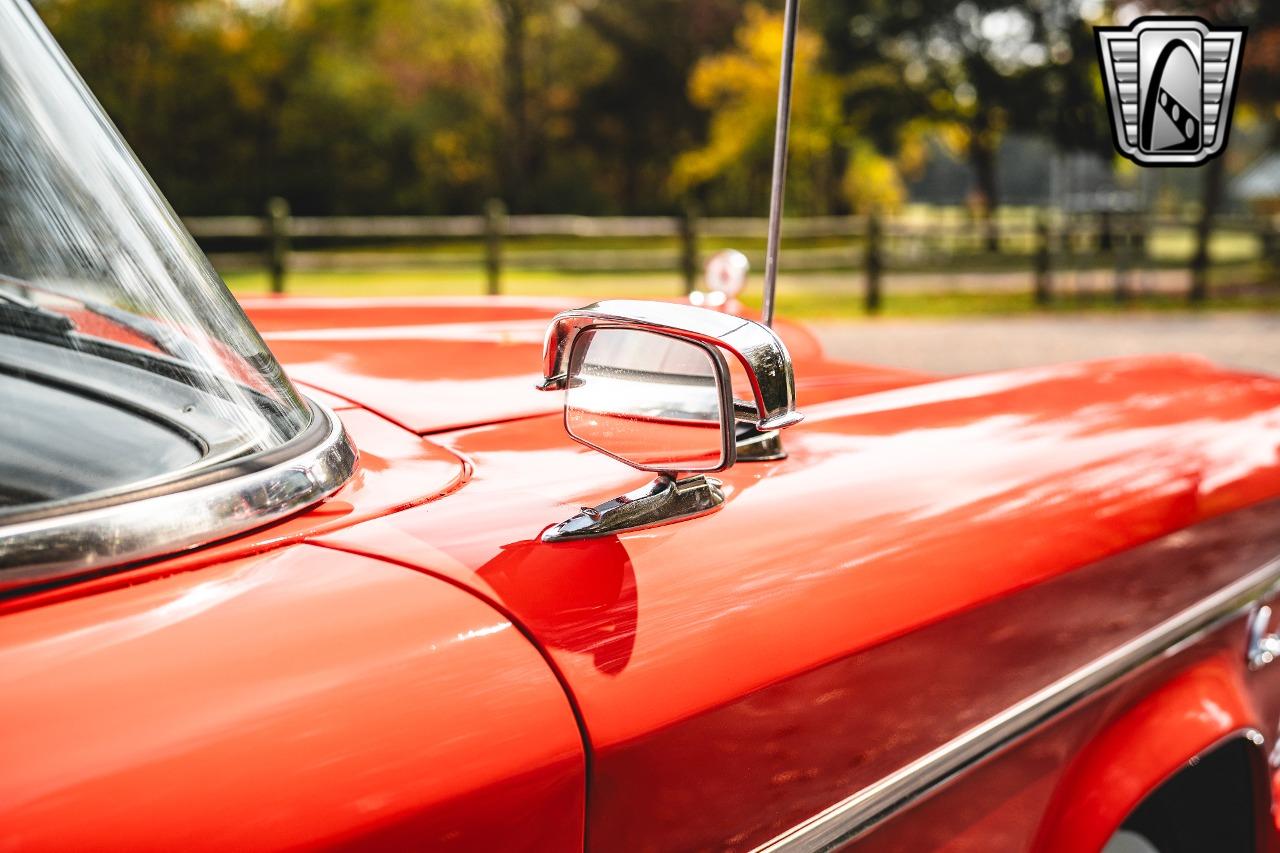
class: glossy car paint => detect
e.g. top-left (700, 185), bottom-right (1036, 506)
top-left (299, 314), bottom-right (1280, 849)
top-left (0, 545), bottom-right (586, 850)
top-left (8, 295), bottom-right (1280, 851)
top-left (851, 639), bottom-right (1273, 853)
top-left (1033, 654), bottom-right (1268, 853)
top-left (240, 296), bottom-right (930, 432)
top-left (0, 404), bottom-right (467, 616)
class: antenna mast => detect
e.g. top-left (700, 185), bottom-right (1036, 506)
top-left (761, 0), bottom-right (800, 328)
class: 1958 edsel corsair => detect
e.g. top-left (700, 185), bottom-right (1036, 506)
top-left (3, 1), bottom-right (1280, 851)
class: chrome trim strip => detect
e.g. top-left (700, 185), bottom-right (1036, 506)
top-left (753, 552), bottom-right (1280, 852)
top-left (0, 397), bottom-right (357, 591)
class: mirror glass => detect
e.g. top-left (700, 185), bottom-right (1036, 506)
top-left (566, 328), bottom-right (728, 472)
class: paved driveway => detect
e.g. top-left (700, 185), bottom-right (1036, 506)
top-left (811, 312), bottom-right (1280, 376)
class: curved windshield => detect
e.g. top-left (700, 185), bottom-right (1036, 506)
top-left (0, 0), bottom-right (311, 517)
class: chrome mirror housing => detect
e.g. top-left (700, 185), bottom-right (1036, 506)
top-left (536, 301), bottom-right (803, 541)
top-left (539, 300), bottom-right (802, 433)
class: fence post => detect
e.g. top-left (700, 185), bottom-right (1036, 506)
top-left (1189, 231), bottom-right (1209, 304)
top-left (1097, 209), bottom-right (1113, 253)
top-left (1113, 214), bottom-right (1132, 304)
top-left (679, 205), bottom-right (699, 295)
top-left (266, 196), bottom-right (290, 295)
top-left (1034, 215), bottom-right (1052, 307)
top-left (1262, 214), bottom-right (1280, 268)
top-left (484, 198), bottom-right (506, 296)
top-left (864, 212), bottom-right (883, 314)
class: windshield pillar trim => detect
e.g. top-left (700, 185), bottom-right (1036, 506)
top-left (0, 396), bottom-right (357, 591)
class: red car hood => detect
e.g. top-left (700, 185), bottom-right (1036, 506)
top-left (240, 295), bottom-right (931, 433)
top-left (311, 350), bottom-right (1280, 848)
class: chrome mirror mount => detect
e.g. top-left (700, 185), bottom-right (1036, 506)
top-left (541, 474), bottom-right (725, 543)
top-left (538, 301), bottom-right (802, 541)
top-left (734, 423), bottom-right (788, 462)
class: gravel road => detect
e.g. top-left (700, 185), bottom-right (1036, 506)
top-left (810, 312), bottom-right (1279, 376)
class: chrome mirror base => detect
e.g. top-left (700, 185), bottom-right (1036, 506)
top-left (735, 424), bottom-right (787, 462)
top-left (541, 474), bottom-right (725, 542)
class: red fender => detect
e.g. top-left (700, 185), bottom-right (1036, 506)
top-left (1033, 652), bottom-right (1266, 853)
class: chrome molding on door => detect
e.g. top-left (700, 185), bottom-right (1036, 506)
top-left (753, 552), bottom-right (1280, 852)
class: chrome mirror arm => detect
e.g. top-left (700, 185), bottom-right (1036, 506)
top-left (1247, 605), bottom-right (1280, 670)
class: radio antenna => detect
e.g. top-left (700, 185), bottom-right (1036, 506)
top-left (760, 0), bottom-right (800, 328)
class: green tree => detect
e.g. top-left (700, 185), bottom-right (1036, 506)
top-left (814, 0), bottom-right (1103, 248)
top-left (569, 0), bottom-right (740, 213)
top-left (1138, 0), bottom-right (1280, 300)
top-left (672, 5), bottom-right (895, 215)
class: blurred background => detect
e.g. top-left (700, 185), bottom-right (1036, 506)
top-left (32, 0), bottom-right (1280, 372)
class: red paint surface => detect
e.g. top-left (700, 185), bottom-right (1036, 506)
top-left (241, 296), bottom-right (930, 432)
top-left (1034, 654), bottom-right (1261, 853)
top-left (851, 628), bottom-right (1265, 853)
top-left (313, 348), bottom-right (1280, 849)
top-left (9, 295), bottom-right (1280, 850)
top-left (1, 406), bottom-right (466, 616)
top-left (0, 545), bottom-right (585, 850)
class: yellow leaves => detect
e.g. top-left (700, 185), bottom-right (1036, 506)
top-left (422, 128), bottom-right (488, 185)
top-left (671, 3), bottom-right (926, 215)
top-left (671, 3), bottom-right (840, 198)
top-left (935, 121), bottom-right (971, 158)
top-left (843, 142), bottom-right (904, 214)
top-left (895, 119), bottom-right (933, 180)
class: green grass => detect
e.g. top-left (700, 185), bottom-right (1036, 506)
top-left (224, 266), bottom-right (1280, 319)
top-left (233, 229), bottom-right (1262, 273)
top-left (753, 289), bottom-right (1280, 319)
top-left (223, 267), bottom-right (682, 299)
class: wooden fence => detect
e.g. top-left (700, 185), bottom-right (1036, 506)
top-left (185, 198), bottom-right (1279, 312)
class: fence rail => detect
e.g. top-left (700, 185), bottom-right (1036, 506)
top-left (186, 197), bottom-right (1280, 310)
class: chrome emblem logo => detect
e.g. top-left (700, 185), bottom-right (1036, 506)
top-left (1095, 17), bottom-right (1245, 166)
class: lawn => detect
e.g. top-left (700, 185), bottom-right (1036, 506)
top-left (217, 211), bottom-right (1274, 319)
top-left (223, 264), bottom-right (1280, 319)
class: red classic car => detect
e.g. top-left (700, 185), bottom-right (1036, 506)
top-left (3, 2), bottom-right (1280, 852)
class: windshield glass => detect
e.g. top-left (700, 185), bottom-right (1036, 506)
top-left (0, 0), bottom-right (310, 516)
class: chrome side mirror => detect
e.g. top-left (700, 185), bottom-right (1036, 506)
top-left (540, 300), bottom-right (802, 432)
top-left (537, 300), bottom-right (802, 541)
top-left (565, 327), bottom-right (736, 473)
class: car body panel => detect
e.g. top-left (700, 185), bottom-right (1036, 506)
top-left (308, 344), bottom-right (1280, 849)
top-left (1032, 653), bottom-right (1267, 853)
top-left (241, 296), bottom-right (931, 434)
top-left (0, 406), bottom-right (466, 617)
top-left (848, 636), bottom-right (1271, 853)
top-left (0, 544), bottom-right (586, 851)
top-left (11, 295), bottom-right (1280, 850)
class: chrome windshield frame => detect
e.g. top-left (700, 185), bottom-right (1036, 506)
top-left (0, 395), bottom-right (357, 592)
